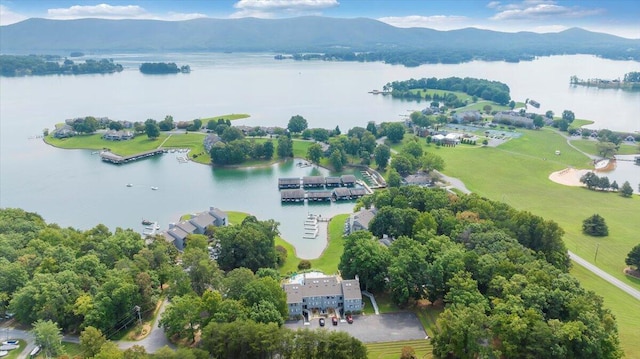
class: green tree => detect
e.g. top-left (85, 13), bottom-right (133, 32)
top-left (339, 231), bottom-right (390, 292)
top-left (144, 119), bottom-right (160, 139)
top-left (366, 121), bottom-right (377, 136)
top-left (159, 294), bottom-right (203, 343)
top-left (596, 141), bottom-right (618, 158)
top-left (402, 141), bottom-right (423, 159)
top-left (80, 326), bottom-right (107, 359)
top-left (32, 319), bottom-right (64, 359)
top-left (420, 152), bottom-right (445, 172)
top-left (387, 168), bottom-right (402, 188)
top-left (297, 260), bottom-right (311, 270)
top-left (582, 214), bottom-right (609, 236)
top-left (562, 110), bottom-right (575, 122)
top-left (373, 144), bottom-right (391, 170)
top-left (276, 135), bottom-right (293, 158)
top-left (215, 217), bottom-right (279, 272)
top-left (262, 140), bottom-right (274, 160)
top-left (386, 122), bottom-right (405, 143)
top-left (94, 341), bottom-right (125, 359)
top-left (390, 154), bottom-right (415, 176)
top-left (482, 104), bottom-right (492, 114)
top-left (329, 149), bottom-right (344, 171)
top-left (620, 181), bottom-right (634, 197)
top-left (625, 244), bottom-right (640, 270)
top-left (306, 143), bottom-right (323, 164)
top-left (545, 110), bottom-right (554, 119)
top-left (287, 115), bottom-right (308, 133)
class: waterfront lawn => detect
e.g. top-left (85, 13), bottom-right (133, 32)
top-left (570, 264), bottom-right (640, 358)
top-left (409, 88), bottom-right (473, 103)
top-left (568, 118), bottom-right (594, 130)
top-left (200, 113), bottom-right (250, 122)
top-left (309, 214), bottom-right (349, 274)
top-left (46, 133), bottom-right (167, 156)
top-left (570, 138), bottom-right (639, 156)
top-left (366, 340), bottom-right (433, 359)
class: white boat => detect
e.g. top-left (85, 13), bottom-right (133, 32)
top-left (151, 186), bottom-right (159, 190)
top-left (126, 183), bottom-right (133, 187)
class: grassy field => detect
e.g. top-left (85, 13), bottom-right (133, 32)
top-left (46, 132), bottom-right (167, 156)
top-left (570, 264), bottom-right (640, 356)
top-left (200, 113), bottom-right (250, 122)
top-left (405, 127), bottom-right (639, 355)
top-left (366, 340), bottom-right (433, 359)
top-left (569, 138), bottom-right (639, 156)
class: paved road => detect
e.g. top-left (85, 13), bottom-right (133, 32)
top-left (118, 298), bottom-right (175, 353)
top-left (569, 251), bottom-right (640, 301)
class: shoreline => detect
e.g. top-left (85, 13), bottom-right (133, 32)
top-left (548, 167), bottom-right (590, 187)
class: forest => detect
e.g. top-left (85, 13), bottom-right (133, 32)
top-left (0, 209), bottom-right (367, 358)
top-left (386, 77), bottom-right (511, 105)
top-left (139, 62), bottom-right (190, 74)
top-left (342, 186), bottom-right (622, 358)
top-left (0, 55), bottom-right (123, 76)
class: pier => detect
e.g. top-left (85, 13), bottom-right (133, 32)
top-left (100, 149), bottom-right (165, 164)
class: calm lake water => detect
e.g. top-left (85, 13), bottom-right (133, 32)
top-left (1, 53), bottom-right (638, 258)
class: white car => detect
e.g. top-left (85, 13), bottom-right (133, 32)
top-left (1, 341), bottom-right (18, 346)
top-left (0, 350), bottom-right (8, 357)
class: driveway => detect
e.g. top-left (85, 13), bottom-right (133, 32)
top-left (284, 312), bottom-right (427, 343)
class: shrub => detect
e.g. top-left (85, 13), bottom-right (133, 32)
top-left (297, 259), bottom-right (311, 270)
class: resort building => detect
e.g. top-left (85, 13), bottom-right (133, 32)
top-left (283, 273), bottom-right (364, 319)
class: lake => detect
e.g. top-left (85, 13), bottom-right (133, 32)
top-left (1, 54), bottom-right (638, 258)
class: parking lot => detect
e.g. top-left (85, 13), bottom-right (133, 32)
top-left (284, 312), bottom-right (427, 343)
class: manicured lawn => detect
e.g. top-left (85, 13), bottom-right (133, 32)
top-left (46, 133), bottom-right (168, 156)
top-left (366, 340), bottom-right (433, 359)
top-left (309, 213), bottom-right (349, 274)
top-left (570, 264), bottom-right (640, 358)
top-left (409, 88), bottom-right (473, 103)
top-left (200, 113), bottom-right (250, 122)
top-left (569, 118), bottom-right (594, 130)
top-left (569, 138), bottom-right (639, 156)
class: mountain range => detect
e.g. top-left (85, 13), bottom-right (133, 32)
top-left (1, 17), bottom-right (638, 63)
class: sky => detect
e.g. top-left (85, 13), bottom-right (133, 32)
top-left (1, 0), bottom-right (638, 39)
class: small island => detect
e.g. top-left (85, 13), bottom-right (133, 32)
top-left (139, 62), bottom-right (191, 74)
top-left (0, 55), bottom-right (123, 76)
top-left (570, 72), bottom-right (640, 90)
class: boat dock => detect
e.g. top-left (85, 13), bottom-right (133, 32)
top-left (280, 187), bottom-right (370, 202)
top-left (100, 149), bottom-right (165, 164)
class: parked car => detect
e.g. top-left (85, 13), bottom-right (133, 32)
top-left (346, 314), bottom-right (353, 324)
top-left (0, 350), bottom-right (10, 357)
top-left (319, 318), bottom-right (325, 327)
top-left (29, 345), bottom-right (41, 358)
top-left (332, 316), bottom-right (338, 326)
top-left (1, 341), bottom-right (18, 346)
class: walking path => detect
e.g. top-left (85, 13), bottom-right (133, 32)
top-left (569, 251), bottom-right (640, 301)
top-left (118, 298), bottom-right (174, 353)
top-left (361, 291), bottom-right (380, 315)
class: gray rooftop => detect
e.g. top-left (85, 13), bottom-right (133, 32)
top-left (190, 212), bottom-right (216, 228)
top-left (341, 280), bottom-right (362, 300)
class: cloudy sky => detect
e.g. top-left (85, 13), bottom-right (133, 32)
top-left (1, 0), bottom-right (638, 38)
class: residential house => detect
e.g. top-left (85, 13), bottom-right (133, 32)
top-left (163, 206), bottom-right (227, 250)
top-left (283, 274), bottom-right (364, 318)
top-left (203, 134), bottom-right (222, 152)
top-left (348, 208), bottom-right (378, 234)
top-left (53, 125), bottom-right (76, 138)
top-left (452, 110), bottom-right (482, 124)
top-left (493, 111), bottom-right (534, 128)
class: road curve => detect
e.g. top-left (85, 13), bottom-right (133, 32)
top-left (569, 251), bottom-right (640, 301)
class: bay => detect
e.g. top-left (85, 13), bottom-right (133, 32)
top-left (1, 53), bottom-right (638, 258)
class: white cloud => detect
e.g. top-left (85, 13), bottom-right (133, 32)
top-left (490, 0), bottom-right (604, 21)
top-left (486, 1), bottom-right (501, 9)
top-left (47, 4), bottom-right (147, 19)
top-left (231, 0), bottom-right (339, 18)
top-left (0, 4), bottom-right (28, 26)
top-left (45, 3), bottom-right (206, 21)
top-left (378, 15), bottom-right (469, 31)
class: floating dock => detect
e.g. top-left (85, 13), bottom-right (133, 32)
top-left (100, 149), bottom-right (165, 164)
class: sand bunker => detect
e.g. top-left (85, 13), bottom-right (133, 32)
top-left (549, 168), bottom-right (591, 187)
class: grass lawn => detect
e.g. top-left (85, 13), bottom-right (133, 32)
top-left (366, 340), bottom-right (433, 359)
top-left (200, 113), bottom-right (250, 122)
top-left (569, 138), bottom-right (639, 156)
top-left (413, 303), bottom-right (444, 338)
top-left (309, 214), bottom-right (349, 274)
top-left (46, 133), bottom-right (168, 156)
top-left (569, 118), bottom-right (595, 130)
top-left (570, 264), bottom-right (640, 358)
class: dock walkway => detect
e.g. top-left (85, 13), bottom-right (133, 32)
top-left (100, 149), bottom-right (165, 164)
